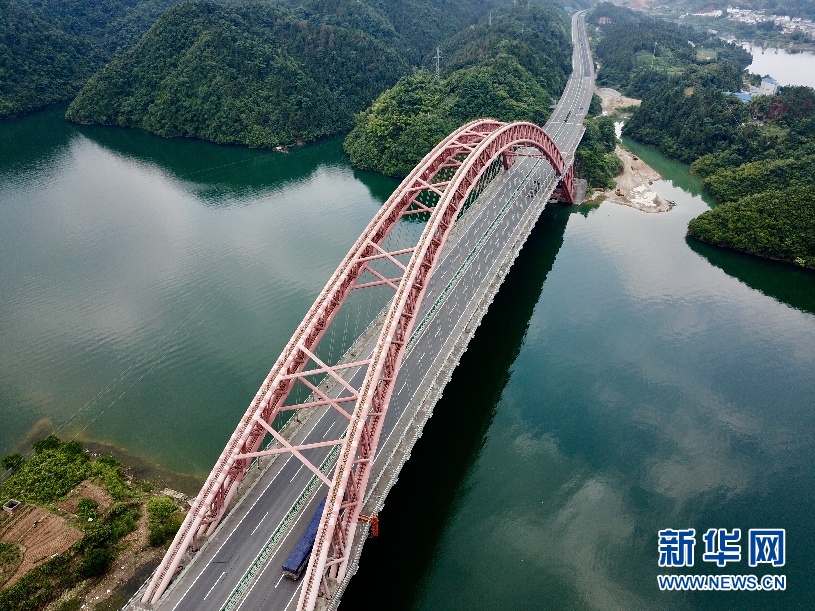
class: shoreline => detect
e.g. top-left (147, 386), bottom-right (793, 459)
top-left (591, 87), bottom-right (672, 213)
top-left (6, 418), bottom-right (204, 497)
top-left (687, 231), bottom-right (815, 271)
top-left (595, 144), bottom-right (673, 213)
top-left (1, 423), bottom-right (199, 611)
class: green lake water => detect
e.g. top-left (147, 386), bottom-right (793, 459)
top-left (2, 109), bottom-right (814, 609)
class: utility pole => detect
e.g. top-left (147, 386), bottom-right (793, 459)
top-left (489, 11), bottom-right (492, 27)
top-left (435, 46), bottom-right (441, 78)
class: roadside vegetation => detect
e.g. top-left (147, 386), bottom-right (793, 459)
top-left (575, 114), bottom-right (622, 190)
top-left (0, 435), bottom-right (186, 611)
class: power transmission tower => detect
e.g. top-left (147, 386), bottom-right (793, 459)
top-left (435, 47), bottom-right (441, 78)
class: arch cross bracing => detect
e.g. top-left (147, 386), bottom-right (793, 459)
top-left (142, 119), bottom-right (574, 606)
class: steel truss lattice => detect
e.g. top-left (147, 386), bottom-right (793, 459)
top-left (141, 119), bottom-right (573, 607)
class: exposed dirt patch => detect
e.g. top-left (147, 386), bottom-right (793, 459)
top-left (56, 481), bottom-right (113, 514)
top-left (591, 87), bottom-right (672, 213)
top-left (595, 146), bottom-right (673, 213)
top-left (596, 87), bottom-right (642, 115)
top-left (0, 504), bottom-right (83, 587)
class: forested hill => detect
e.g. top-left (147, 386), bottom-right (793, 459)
top-left (66, 2), bottom-right (411, 147)
top-left (344, 1), bottom-right (572, 177)
top-left (0, 0), bottom-right (182, 118)
top-left (684, 87), bottom-right (815, 268)
top-left (64, 0), bottom-right (514, 148)
top-left (279, 0), bottom-right (507, 65)
top-left (588, 2), bottom-right (751, 98)
top-left (598, 3), bottom-right (815, 268)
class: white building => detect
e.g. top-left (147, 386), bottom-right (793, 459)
top-left (758, 77), bottom-right (779, 96)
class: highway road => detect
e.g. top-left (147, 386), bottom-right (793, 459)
top-left (139, 9), bottom-right (595, 611)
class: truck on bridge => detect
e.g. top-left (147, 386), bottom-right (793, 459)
top-left (282, 497), bottom-right (327, 580)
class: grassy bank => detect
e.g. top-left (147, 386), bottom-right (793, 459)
top-left (0, 435), bottom-right (191, 611)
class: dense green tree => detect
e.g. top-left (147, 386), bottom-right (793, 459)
top-left (345, 54), bottom-right (558, 178)
top-left (1, 445), bottom-right (89, 503)
top-left (688, 187), bottom-right (815, 267)
top-left (147, 497), bottom-right (182, 546)
top-left (344, 1), bottom-right (572, 177)
top-left (575, 115), bottom-right (622, 189)
top-left (32, 435), bottom-right (64, 455)
top-left (75, 548), bottom-right (111, 579)
top-left (66, 2), bottom-right (409, 148)
top-left (77, 498), bottom-right (99, 521)
top-left (283, 0), bottom-right (507, 65)
top-left (3, 0), bottom-right (507, 120)
top-left (0, 436), bottom-right (130, 503)
top-left (432, 2), bottom-right (571, 93)
top-left (702, 155), bottom-right (815, 204)
top-left (1, 454), bottom-right (24, 472)
top-left (0, 0), bottom-right (182, 118)
top-left (623, 64), bottom-right (749, 163)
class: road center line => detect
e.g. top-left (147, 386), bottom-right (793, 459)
top-left (203, 572), bottom-right (226, 601)
top-left (289, 464), bottom-right (304, 483)
top-left (250, 512), bottom-right (269, 536)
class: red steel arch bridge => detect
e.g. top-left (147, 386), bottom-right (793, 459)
top-left (137, 10), bottom-right (594, 611)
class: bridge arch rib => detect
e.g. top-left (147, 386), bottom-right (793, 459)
top-left (142, 119), bottom-right (574, 607)
top-left (300, 120), bottom-right (573, 609)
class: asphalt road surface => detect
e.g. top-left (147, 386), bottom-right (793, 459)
top-left (146, 10), bottom-right (594, 611)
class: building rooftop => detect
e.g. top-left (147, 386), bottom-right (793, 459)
top-left (724, 91), bottom-right (754, 103)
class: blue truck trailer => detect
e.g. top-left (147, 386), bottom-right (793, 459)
top-left (282, 497), bottom-right (327, 580)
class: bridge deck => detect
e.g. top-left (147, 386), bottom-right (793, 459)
top-left (130, 9), bottom-right (594, 611)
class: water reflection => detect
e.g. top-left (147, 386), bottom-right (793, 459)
top-left (0, 107), bottom-right (74, 182)
top-left (342, 203), bottom-right (575, 610)
top-left (0, 109), bottom-right (393, 471)
top-left (352, 166), bottom-right (403, 204)
top-left (620, 137), bottom-right (713, 202)
top-left (687, 238), bottom-right (815, 316)
top-left (73, 123), bottom-right (351, 206)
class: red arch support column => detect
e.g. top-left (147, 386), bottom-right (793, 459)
top-left (298, 121), bottom-right (573, 610)
top-left (142, 119), bottom-right (573, 608)
top-left (554, 164), bottom-right (575, 204)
